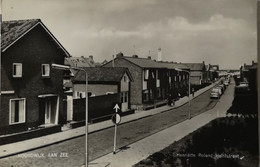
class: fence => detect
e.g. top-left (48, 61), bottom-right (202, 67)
top-left (73, 94), bottom-right (120, 122)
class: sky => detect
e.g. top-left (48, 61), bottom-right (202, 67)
top-left (1, 0), bottom-right (257, 69)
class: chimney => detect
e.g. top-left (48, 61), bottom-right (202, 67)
top-left (116, 52), bottom-right (124, 58)
top-left (157, 47), bottom-right (162, 61)
top-left (89, 55), bottom-right (93, 61)
top-left (112, 55), bottom-right (115, 68)
top-left (147, 56), bottom-right (151, 59)
top-left (252, 60), bottom-right (255, 65)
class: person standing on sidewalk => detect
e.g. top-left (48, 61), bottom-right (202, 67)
top-left (192, 88), bottom-right (195, 97)
top-left (167, 93), bottom-right (173, 106)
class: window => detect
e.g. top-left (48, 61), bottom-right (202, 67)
top-left (151, 71), bottom-right (155, 79)
top-left (123, 75), bottom-right (128, 82)
top-left (144, 69), bottom-right (149, 80)
top-left (124, 92), bottom-right (128, 103)
top-left (13, 63), bottom-right (22, 78)
top-left (42, 64), bottom-right (50, 77)
top-left (157, 88), bottom-right (161, 98)
top-left (121, 92), bottom-right (128, 103)
top-left (76, 91), bottom-right (85, 98)
top-left (142, 90), bottom-right (149, 102)
top-left (10, 98), bottom-right (26, 124)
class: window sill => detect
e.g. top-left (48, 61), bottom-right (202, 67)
top-left (41, 76), bottom-right (51, 79)
top-left (9, 121), bottom-right (26, 125)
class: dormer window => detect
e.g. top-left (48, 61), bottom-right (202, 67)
top-left (42, 64), bottom-right (50, 77)
top-left (13, 63), bottom-right (22, 78)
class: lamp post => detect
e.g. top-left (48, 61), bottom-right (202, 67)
top-left (52, 64), bottom-right (88, 167)
top-left (175, 68), bottom-right (191, 119)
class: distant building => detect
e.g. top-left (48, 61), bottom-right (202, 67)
top-left (72, 67), bottom-right (133, 111)
top-left (65, 56), bottom-right (95, 68)
top-left (180, 62), bottom-right (207, 85)
top-left (1, 19), bottom-right (70, 135)
top-left (240, 61), bottom-right (257, 92)
top-left (63, 67), bottom-right (133, 122)
top-left (103, 52), bottom-right (190, 110)
top-left (206, 64), bottom-right (219, 82)
top-left (65, 55), bottom-right (107, 68)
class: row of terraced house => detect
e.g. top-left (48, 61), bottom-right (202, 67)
top-left (0, 19), bottom-right (220, 142)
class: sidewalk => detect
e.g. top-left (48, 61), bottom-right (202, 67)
top-left (0, 80), bottom-right (221, 159)
top-left (88, 80), bottom-right (234, 167)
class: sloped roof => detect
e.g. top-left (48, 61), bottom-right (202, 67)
top-left (114, 56), bottom-right (189, 70)
top-left (123, 57), bottom-right (165, 69)
top-left (156, 61), bottom-right (189, 70)
top-left (73, 67), bottom-right (133, 83)
top-left (1, 19), bottom-right (70, 56)
top-left (209, 65), bottom-right (219, 71)
top-left (244, 63), bottom-right (257, 70)
top-left (181, 63), bottom-right (205, 71)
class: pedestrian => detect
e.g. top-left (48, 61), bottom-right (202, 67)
top-left (167, 94), bottom-right (172, 106)
top-left (192, 88), bottom-right (195, 97)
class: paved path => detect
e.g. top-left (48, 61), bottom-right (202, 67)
top-left (0, 80), bottom-right (222, 160)
top-left (88, 80), bottom-right (234, 167)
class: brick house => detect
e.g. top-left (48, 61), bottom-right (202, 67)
top-left (181, 62), bottom-right (207, 85)
top-left (207, 64), bottom-right (219, 82)
top-left (240, 61), bottom-right (258, 92)
top-left (103, 53), bottom-right (189, 110)
top-left (0, 19), bottom-right (70, 135)
top-left (63, 67), bottom-right (133, 122)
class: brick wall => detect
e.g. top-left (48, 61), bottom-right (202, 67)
top-left (0, 25), bottom-right (66, 135)
top-left (73, 94), bottom-right (120, 121)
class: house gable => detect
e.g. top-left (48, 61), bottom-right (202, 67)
top-left (1, 19), bottom-right (70, 57)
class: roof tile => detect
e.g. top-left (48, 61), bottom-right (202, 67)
top-left (1, 19), bottom-right (40, 50)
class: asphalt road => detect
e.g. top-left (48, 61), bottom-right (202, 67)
top-left (0, 86), bottom-right (221, 167)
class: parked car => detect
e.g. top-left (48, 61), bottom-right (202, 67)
top-left (210, 87), bottom-right (221, 99)
top-left (217, 84), bottom-right (225, 93)
top-left (238, 82), bottom-right (248, 88)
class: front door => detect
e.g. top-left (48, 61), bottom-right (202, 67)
top-left (45, 99), bottom-right (52, 124)
top-left (121, 92), bottom-right (129, 112)
top-left (42, 96), bottom-right (59, 125)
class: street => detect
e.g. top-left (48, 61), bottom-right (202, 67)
top-left (0, 83), bottom-right (231, 167)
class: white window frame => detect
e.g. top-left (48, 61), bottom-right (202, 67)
top-left (9, 98), bottom-right (26, 125)
top-left (144, 69), bottom-right (149, 80)
top-left (42, 64), bottom-right (50, 77)
top-left (13, 63), bottom-right (22, 78)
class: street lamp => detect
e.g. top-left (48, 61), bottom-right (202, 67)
top-left (175, 68), bottom-right (191, 119)
top-left (52, 64), bottom-right (89, 167)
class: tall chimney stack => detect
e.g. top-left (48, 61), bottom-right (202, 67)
top-left (157, 47), bottom-right (162, 61)
top-left (112, 55), bottom-right (115, 68)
